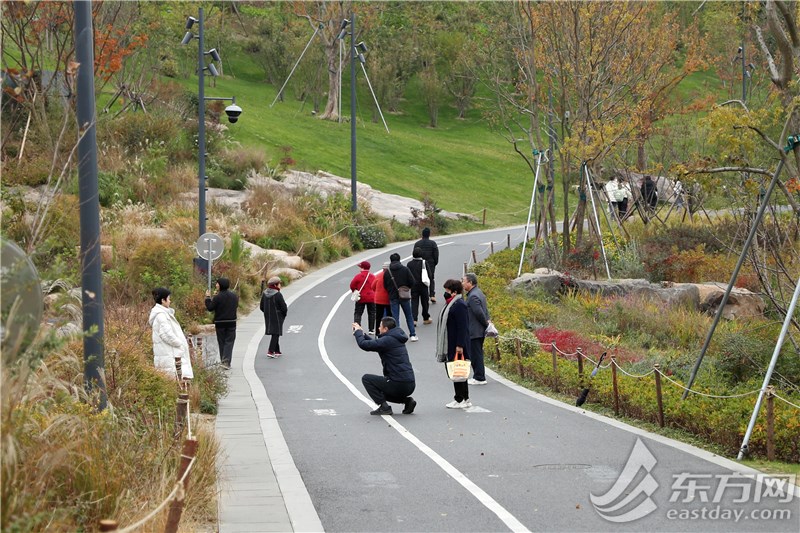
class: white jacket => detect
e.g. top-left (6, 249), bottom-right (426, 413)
top-left (148, 304), bottom-right (194, 379)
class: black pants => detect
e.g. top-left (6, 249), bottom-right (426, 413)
top-left (470, 337), bottom-right (486, 381)
top-left (429, 268), bottom-right (436, 298)
top-left (215, 326), bottom-right (236, 366)
top-left (375, 304), bottom-right (390, 327)
top-left (411, 285), bottom-right (430, 322)
top-left (362, 374), bottom-right (415, 405)
top-left (354, 302), bottom-right (376, 332)
top-left (268, 334), bottom-right (281, 354)
top-left (444, 364), bottom-right (470, 401)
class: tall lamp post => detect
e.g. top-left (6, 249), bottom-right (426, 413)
top-left (337, 16), bottom-right (358, 212)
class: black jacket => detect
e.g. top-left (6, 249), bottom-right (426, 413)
top-left (406, 258), bottom-right (428, 290)
top-left (354, 327), bottom-right (415, 382)
top-left (383, 260), bottom-right (416, 300)
top-left (260, 288), bottom-right (288, 335)
top-left (205, 289), bottom-right (239, 327)
top-left (414, 237), bottom-right (439, 266)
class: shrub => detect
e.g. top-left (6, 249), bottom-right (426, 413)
top-left (352, 224), bottom-right (388, 249)
top-left (409, 193), bottom-right (448, 234)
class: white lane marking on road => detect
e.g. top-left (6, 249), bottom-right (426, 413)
top-left (303, 398), bottom-right (329, 401)
top-left (463, 406), bottom-right (491, 413)
top-left (319, 290), bottom-right (530, 533)
top-left (312, 409), bottom-right (338, 416)
top-left (287, 325), bottom-right (303, 334)
top-left (314, 295), bottom-right (327, 298)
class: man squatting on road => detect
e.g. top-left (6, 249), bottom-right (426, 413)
top-left (353, 317), bottom-right (417, 416)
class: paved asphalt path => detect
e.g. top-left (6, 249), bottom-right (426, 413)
top-left (254, 227), bottom-right (799, 532)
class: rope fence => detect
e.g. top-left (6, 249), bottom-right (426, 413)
top-left (99, 353), bottom-right (199, 532)
top-left (491, 331), bottom-right (797, 461)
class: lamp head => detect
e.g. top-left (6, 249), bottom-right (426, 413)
top-left (337, 19), bottom-right (350, 40)
top-left (356, 41), bottom-right (368, 54)
top-left (207, 63), bottom-right (219, 77)
top-left (186, 16), bottom-right (197, 30)
top-left (181, 31), bottom-right (193, 45)
top-left (207, 48), bottom-right (221, 62)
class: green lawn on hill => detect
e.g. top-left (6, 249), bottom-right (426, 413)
top-left (173, 56), bottom-right (543, 227)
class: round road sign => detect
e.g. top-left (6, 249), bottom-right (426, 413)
top-left (196, 232), bottom-right (225, 261)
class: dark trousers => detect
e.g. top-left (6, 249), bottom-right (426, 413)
top-left (361, 374), bottom-right (415, 405)
top-left (375, 304), bottom-right (390, 327)
top-left (444, 364), bottom-right (469, 401)
top-left (429, 268), bottom-right (436, 298)
top-left (470, 337), bottom-right (486, 381)
top-left (354, 302), bottom-right (376, 332)
top-left (268, 334), bottom-right (281, 354)
top-left (215, 325), bottom-right (236, 366)
top-left (411, 285), bottom-right (430, 322)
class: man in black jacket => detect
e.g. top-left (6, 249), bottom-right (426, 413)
top-left (407, 248), bottom-right (431, 326)
top-left (353, 317), bottom-right (416, 415)
top-left (205, 277), bottom-right (239, 369)
top-left (383, 252), bottom-right (418, 340)
top-left (414, 227), bottom-right (439, 303)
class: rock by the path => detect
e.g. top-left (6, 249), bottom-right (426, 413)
top-left (511, 270), bottom-right (764, 320)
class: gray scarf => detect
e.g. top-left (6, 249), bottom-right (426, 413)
top-left (435, 298), bottom-right (456, 362)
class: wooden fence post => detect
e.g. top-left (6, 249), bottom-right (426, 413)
top-left (482, 208), bottom-right (487, 225)
top-left (551, 343), bottom-right (559, 392)
top-left (99, 520), bottom-right (118, 531)
top-left (576, 348), bottom-right (584, 385)
top-left (611, 356), bottom-right (620, 415)
top-left (176, 393), bottom-right (189, 435)
top-left (493, 337), bottom-right (501, 362)
top-left (514, 338), bottom-right (523, 377)
top-left (766, 385), bottom-right (775, 461)
top-left (164, 438), bottom-right (199, 533)
top-left (463, 262), bottom-right (468, 276)
top-left (654, 364), bottom-right (664, 428)
top-left (471, 250), bottom-right (477, 265)
top-left (175, 356), bottom-right (182, 381)
top-left (507, 234), bottom-right (511, 249)
top-left (490, 241), bottom-right (495, 255)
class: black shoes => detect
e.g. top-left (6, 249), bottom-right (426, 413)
top-left (402, 397), bottom-right (417, 415)
top-left (370, 405), bottom-right (393, 416)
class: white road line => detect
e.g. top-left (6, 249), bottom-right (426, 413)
top-left (318, 291), bottom-right (530, 533)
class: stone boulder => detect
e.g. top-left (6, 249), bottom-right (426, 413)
top-left (510, 272), bottom-right (763, 319)
top-left (269, 267), bottom-right (304, 281)
top-left (692, 282), bottom-right (765, 319)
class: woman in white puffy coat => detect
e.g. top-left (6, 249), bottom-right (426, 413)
top-left (148, 287), bottom-right (194, 379)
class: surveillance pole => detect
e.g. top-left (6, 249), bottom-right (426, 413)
top-left (74, 0), bottom-right (107, 410)
top-left (741, 40), bottom-right (747, 103)
top-left (198, 7), bottom-right (207, 237)
top-left (350, 12), bottom-right (357, 212)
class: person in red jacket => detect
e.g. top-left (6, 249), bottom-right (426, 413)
top-left (350, 261), bottom-right (376, 335)
top-left (372, 262), bottom-right (391, 335)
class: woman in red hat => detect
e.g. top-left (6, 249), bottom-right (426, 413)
top-left (350, 261), bottom-right (376, 334)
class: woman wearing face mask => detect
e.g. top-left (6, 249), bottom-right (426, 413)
top-left (435, 279), bottom-right (471, 408)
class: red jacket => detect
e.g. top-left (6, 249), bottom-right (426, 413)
top-left (350, 271), bottom-right (376, 303)
top-left (372, 270), bottom-right (390, 305)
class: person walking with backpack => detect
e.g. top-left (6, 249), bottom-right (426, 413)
top-left (205, 277), bottom-right (238, 369)
top-left (414, 227), bottom-right (439, 303)
top-left (260, 276), bottom-right (288, 357)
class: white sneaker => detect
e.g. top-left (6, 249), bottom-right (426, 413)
top-left (460, 400), bottom-right (473, 408)
top-left (468, 378), bottom-right (487, 385)
top-left (445, 400), bottom-right (464, 409)
top-left (410, 335), bottom-right (419, 342)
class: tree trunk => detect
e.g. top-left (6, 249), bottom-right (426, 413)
top-left (317, 41), bottom-right (341, 121)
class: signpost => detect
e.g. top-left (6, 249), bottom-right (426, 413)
top-left (195, 233), bottom-right (224, 293)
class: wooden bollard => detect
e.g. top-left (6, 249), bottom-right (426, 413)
top-left (176, 393), bottom-right (189, 434)
top-left (490, 241), bottom-right (495, 255)
top-left (766, 386), bottom-right (775, 461)
top-left (507, 233), bottom-right (511, 249)
top-left (482, 208), bottom-right (487, 225)
top-left (164, 438), bottom-right (199, 533)
top-left (654, 364), bottom-right (664, 428)
top-left (515, 338), bottom-right (523, 377)
top-left (471, 250), bottom-right (477, 264)
top-left (463, 262), bottom-right (468, 276)
top-left (611, 356), bottom-right (620, 415)
top-left (576, 348), bottom-right (584, 384)
top-left (99, 520), bottom-right (118, 531)
top-left (493, 337), bottom-right (501, 362)
top-left (551, 343), bottom-right (559, 392)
